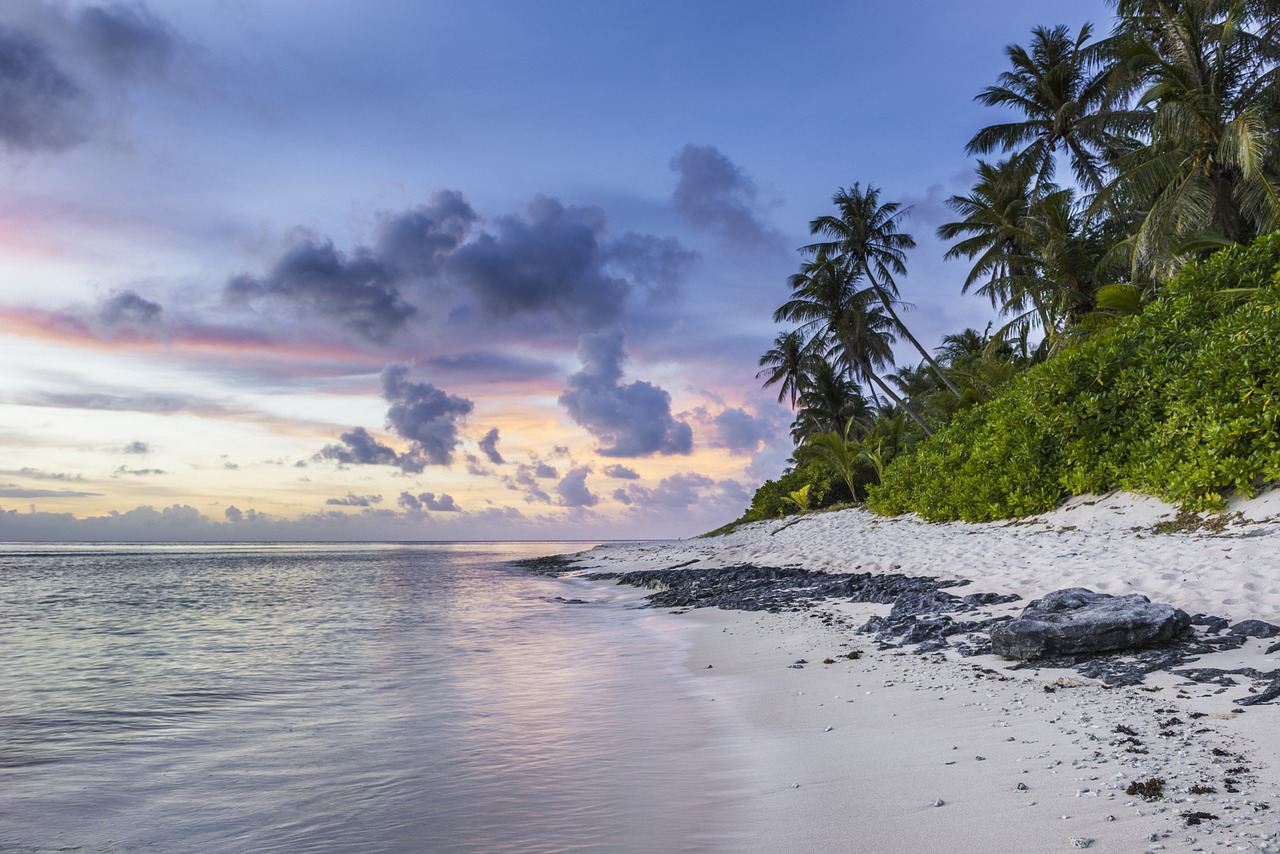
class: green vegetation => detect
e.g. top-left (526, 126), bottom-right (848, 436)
top-left (869, 236), bottom-right (1280, 521)
top-left (732, 1), bottom-right (1280, 530)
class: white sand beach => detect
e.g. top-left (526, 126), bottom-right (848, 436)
top-left (566, 490), bottom-right (1280, 853)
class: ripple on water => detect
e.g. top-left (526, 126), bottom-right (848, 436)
top-left (0, 543), bottom-right (740, 853)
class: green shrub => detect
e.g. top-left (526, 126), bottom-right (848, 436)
top-left (742, 460), bottom-right (848, 522)
top-left (868, 232), bottom-right (1280, 521)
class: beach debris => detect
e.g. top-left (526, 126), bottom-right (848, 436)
top-left (990, 588), bottom-right (1191, 660)
top-left (1069, 838), bottom-right (1093, 849)
top-left (933, 798), bottom-right (944, 807)
top-left (1125, 777), bottom-right (1165, 800)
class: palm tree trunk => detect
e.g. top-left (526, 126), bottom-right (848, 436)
top-left (857, 355), bottom-right (933, 436)
top-left (867, 273), bottom-right (964, 398)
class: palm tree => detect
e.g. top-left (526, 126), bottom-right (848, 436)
top-left (967, 23), bottom-right (1118, 195)
top-left (1103, 0), bottom-right (1280, 277)
top-left (789, 357), bottom-right (870, 443)
top-left (774, 250), bottom-right (934, 434)
top-left (939, 159), bottom-right (1055, 335)
top-left (757, 329), bottom-right (812, 408)
top-left (808, 183), bottom-right (964, 398)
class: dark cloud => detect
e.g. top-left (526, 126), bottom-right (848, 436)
top-left (326, 493), bottom-right (383, 507)
top-left (558, 330), bottom-right (692, 458)
top-left (113, 465), bottom-right (165, 476)
top-left (224, 505), bottom-right (242, 522)
top-left (0, 25), bottom-right (88, 152)
top-left (478, 428), bottom-right (504, 465)
top-left (381, 364), bottom-right (473, 466)
top-left (398, 491), bottom-right (461, 513)
top-left (316, 426), bottom-right (405, 469)
top-left (373, 190), bottom-right (477, 276)
top-left (670, 144), bottom-right (783, 249)
top-left (226, 235), bottom-right (414, 344)
top-left (533, 462), bottom-right (558, 479)
top-left (96, 290), bottom-right (163, 334)
top-left (464, 453), bottom-right (492, 477)
top-left (447, 195), bottom-right (693, 332)
top-left (602, 463), bottom-right (640, 479)
top-left (76, 2), bottom-right (175, 78)
top-left (710, 407), bottom-right (769, 455)
top-left (556, 466), bottom-right (597, 507)
top-left (122, 440), bottom-right (150, 454)
top-left (448, 196), bottom-right (626, 330)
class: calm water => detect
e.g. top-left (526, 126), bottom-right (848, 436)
top-left (0, 542), bottom-right (741, 853)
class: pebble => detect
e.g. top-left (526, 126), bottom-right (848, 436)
top-left (1069, 838), bottom-right (1093, 850)
top-left (934, 799), bottom-right (945, 807)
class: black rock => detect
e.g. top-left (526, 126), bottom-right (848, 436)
top-left (1229, 619), bottom-right (1280, 638)
top-left (990, 588), bottom-right (1191, 661)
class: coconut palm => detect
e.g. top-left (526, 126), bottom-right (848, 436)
top-left (1103, 0), bottom-right (1280, 277)
top-left (789, 357), bottom-right (871, 443)
top-left (967, 23), bottom-right (1118, 195)
top-left (807, 183), bottom-right (964, 398)
top-left (773, 250), bottom-right (934, 434)
top-left (757, 329), bottom-right (812, 408)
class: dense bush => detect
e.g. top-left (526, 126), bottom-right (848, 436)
top-left (867, 234), bottom-right (1280, 521)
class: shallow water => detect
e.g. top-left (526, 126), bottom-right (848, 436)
top-left (0, 542), bottom-right (740, 853)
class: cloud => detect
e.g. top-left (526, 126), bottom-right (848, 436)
top-left (0, 24), bottom-right (89, 152)
top-left (75, 2), bottom-right (175, 79)
top-left (602, 463), bottom-right (639, 479)
top-left (558, 329), bottom-right (692, 457)
top-left (373, 190), bottom-right (477, 277)
top-left (95, 290), bottom-right (164, 336)
top-left (113, 465), bottom-right (165, 476)
top-left (478, 427), bottom-right (504, 464)
top-left (1, 467), bottom-right (83, 481)
top-left (122, 439), bottom-right (151, 454)
top-left (326, 493), bottom-right (382, 507)
top-left (316, 426), bottom-right (405, 469)
top-left (0, 3), bottom-right (179, 154)
top-left (226, 234), bottom-right (415, 344)
top-left (447, 195), bottom-right (693, 332)
top-left (426, 350), bottom-right (559, 382)
top-left (670, 144), bottom-right (783, 249)
top-left (503, 461), bottom-right (558, 504)
top-left (709, 407), bottom-right (770, 455)
top-left (0, 484), bottom-right (100, 498)
top-left (381, 364), bottom-right (473, 466)
top-left (397, 491), bottom-right (460, 512)
top-left (613, 473), bottom-right (750, 515)
top-left (556, 466), bottom-right (597, 507)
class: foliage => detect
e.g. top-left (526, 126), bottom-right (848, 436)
top-left (868, 234), bottom-right (1280, 521)
top-left (740, 460), bottom-right (850, 523)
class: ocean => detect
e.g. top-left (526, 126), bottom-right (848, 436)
top-left (0, 542), bottom-right (743, 853)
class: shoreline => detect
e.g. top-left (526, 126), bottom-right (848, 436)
top-left (547, 491), bottom-right (1280, 853)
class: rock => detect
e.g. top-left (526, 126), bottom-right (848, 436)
top-left (989, 588), bottom-right (1191, 661)
top-left (1069, 837), bottom-right (1093, 849)
top-left (1229, 619), bottom-right (1280, 638)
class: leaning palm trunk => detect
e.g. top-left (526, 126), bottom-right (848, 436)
top-left (867, 272), bottom-right (964, 399)
top-left (856, 354), bottom-right (933, 436)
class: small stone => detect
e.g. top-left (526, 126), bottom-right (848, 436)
top-left (790, 783), bottom-right (800, 789)
top-left (976, 755), bottom-right (987, 761)
top-left (1069, 838), bottom-right (1093, 849)
top-left (1017, 782), bottom-right (1029, 791)
top-left (934, 799), bottom-right (945, 807)
top-left (824, 726), bottom-right (833, 732)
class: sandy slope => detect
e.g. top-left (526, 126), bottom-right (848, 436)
top-left (567, 491), bottom-right (1280, 853)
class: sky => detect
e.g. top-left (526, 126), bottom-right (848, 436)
top-left (0, 0), bottom-right (1113, 541)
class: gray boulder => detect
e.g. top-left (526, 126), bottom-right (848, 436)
top-left (990, 588), bottom-right (1191, 660)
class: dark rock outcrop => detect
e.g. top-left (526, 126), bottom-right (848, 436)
top-left (990, 588), bottom-right (1191, 661)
